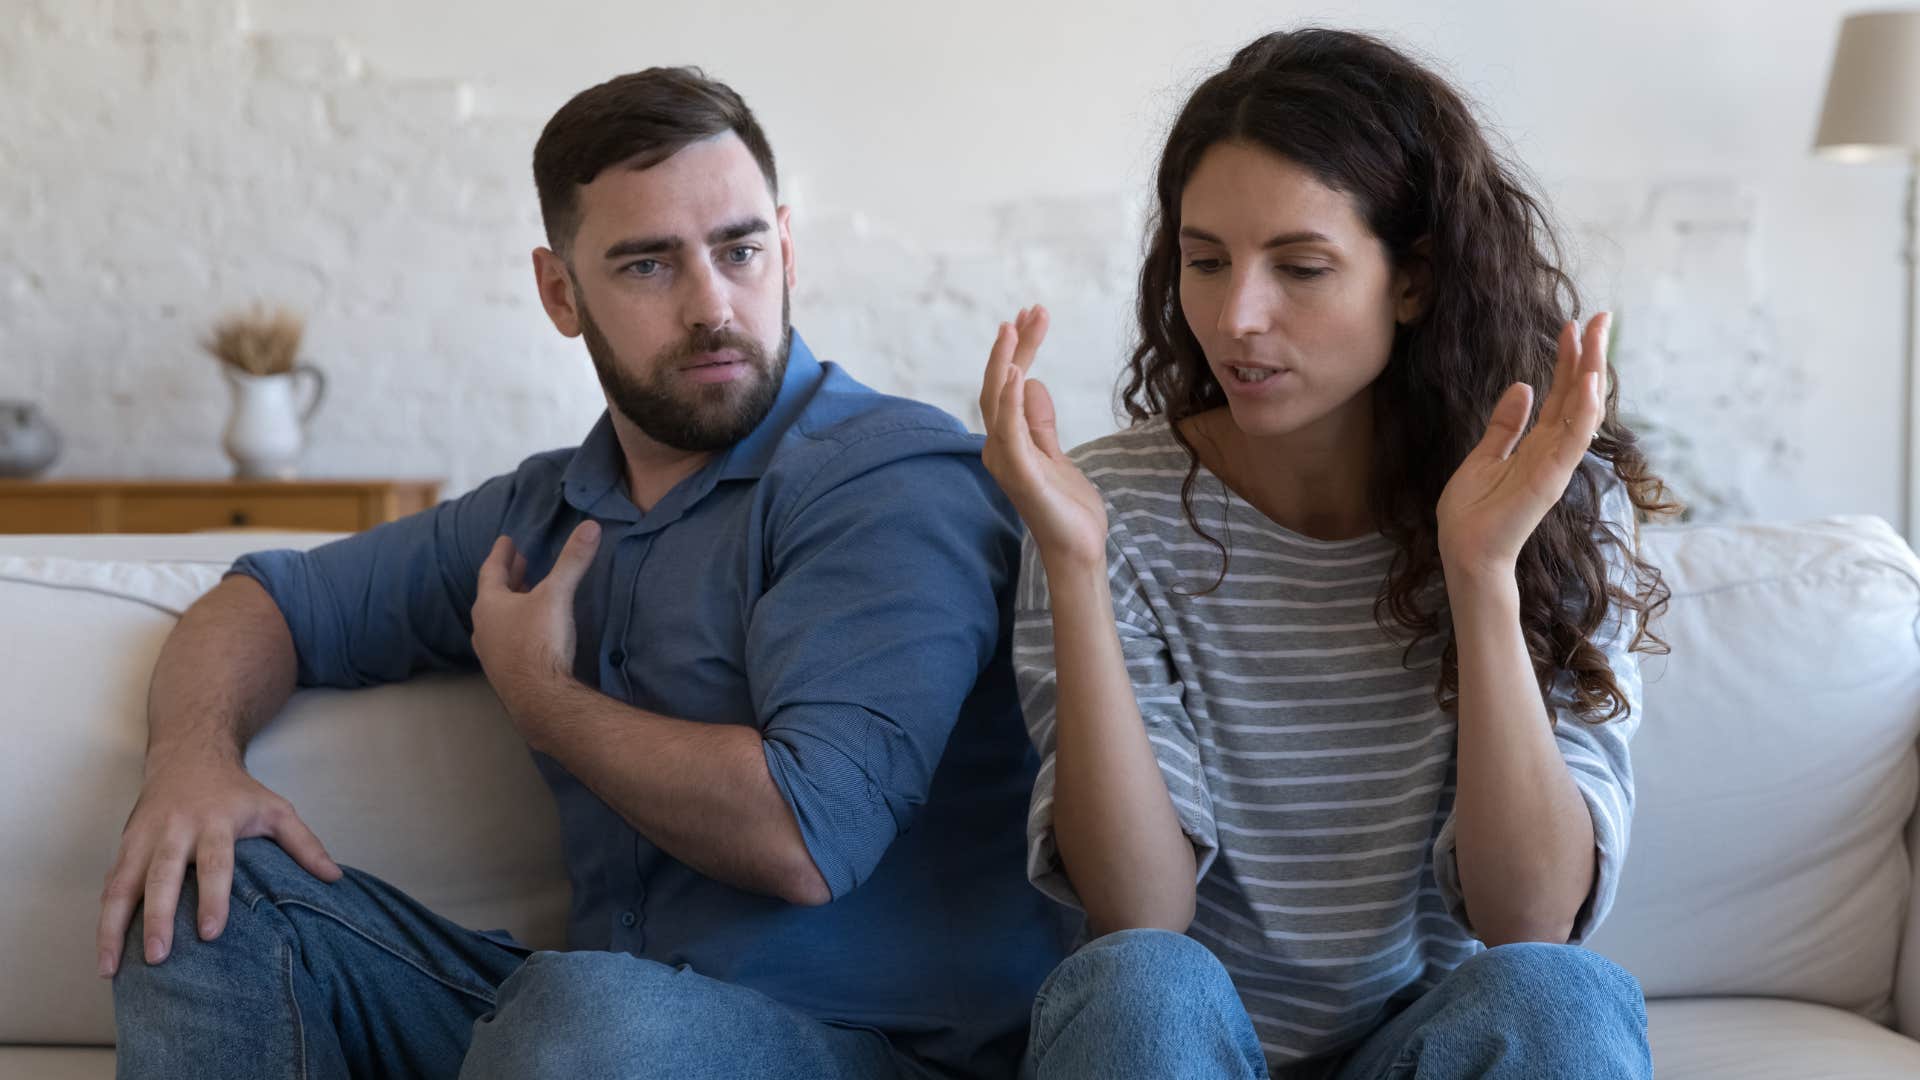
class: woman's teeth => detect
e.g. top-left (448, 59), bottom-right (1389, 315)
top-left (1233, 367), bottom-right (1275, 383)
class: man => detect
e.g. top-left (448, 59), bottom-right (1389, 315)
top-left (102, 66), bottom-right (1064, 1079)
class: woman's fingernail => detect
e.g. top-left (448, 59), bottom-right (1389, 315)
top-left (98, 951), bottom-right (116, 978)
top-left (145, 937), bottom-right (166, 964)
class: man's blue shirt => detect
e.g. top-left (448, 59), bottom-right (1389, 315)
top-left (229, 331), bottom-right (1067, 1072)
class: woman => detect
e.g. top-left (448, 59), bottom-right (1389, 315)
top-left (979, 28), bottom-right (1671, 1080)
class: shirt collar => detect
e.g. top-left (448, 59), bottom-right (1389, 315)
top-left (558, 410), bottom-right (630, 520)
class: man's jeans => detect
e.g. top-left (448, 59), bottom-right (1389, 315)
top-left (113, 838), bottom-right (920, 1079)
top-left (1024, 929), bottom-right (1652, 1080)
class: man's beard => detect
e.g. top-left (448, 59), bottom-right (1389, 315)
top-left (578, 287), bottom-right (791, 454)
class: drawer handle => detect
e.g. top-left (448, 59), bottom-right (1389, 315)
top-left (229, 510), bottom-right (251, 527)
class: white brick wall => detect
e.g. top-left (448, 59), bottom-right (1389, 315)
top-left (4, 0), bottom-right (1144, 496)
top-left (5, 0), bottom-right (588, 492)
top-left (0, 0), bottom-right (1884, 525)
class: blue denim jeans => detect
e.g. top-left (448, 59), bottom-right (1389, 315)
top-left (113, 838), bottom-right (924, 1079)
top-left (1023, 929), bottom-right (1651, 1080)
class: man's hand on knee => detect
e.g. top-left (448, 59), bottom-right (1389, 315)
top-left (96, 755), bottom-right (341, 978)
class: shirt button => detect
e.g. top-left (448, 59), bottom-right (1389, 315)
top-left (608, 650), bottom-right (626, 667)
top-left (619, 910), bottom-right (637, 928)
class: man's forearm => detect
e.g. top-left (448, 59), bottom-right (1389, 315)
top-left (515, 679), bottom-right (831, 906)
top-left (146, 575), bottom-right (299, 774)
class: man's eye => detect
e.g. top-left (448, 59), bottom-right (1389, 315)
top-left (623, 259), bottom-right (661, 276)
top-left (726, 246), bottom-right (758, 264)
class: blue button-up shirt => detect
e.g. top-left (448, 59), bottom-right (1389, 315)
top-left (229, 332), bottom-right (1068, 1074)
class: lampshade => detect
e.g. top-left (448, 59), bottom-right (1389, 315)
top-left (1814, 10), bottom-right (1920, 162)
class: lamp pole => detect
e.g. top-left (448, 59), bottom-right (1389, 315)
top-left (1904, 155), bottom-right (1920, 544)
top-left (1813, 10), bottom-right (1920, 546)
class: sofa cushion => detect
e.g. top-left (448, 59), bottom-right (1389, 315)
top-left (0, 1047), bottom-right (117, 1079)
top-left (1648, 997), bottom-right (1920, 1079)
top-left (0, 541), bottom-right (569, 1047)
top-left (1585, 516), bottom-right (1920, 1021)
top-left (8, 998), bottom-right (1916, 1079)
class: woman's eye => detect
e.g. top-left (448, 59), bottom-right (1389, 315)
top-left (1281, 265), bottom-right (1330, 280)
top-left (1184, 258), bottom-right (1225, 274)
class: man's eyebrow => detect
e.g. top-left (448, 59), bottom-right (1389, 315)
top-left (604, 235), bottom-right (682, 260)
top-left (708, 217), bottom-right (770, 245)
top-left (601, 218), bottom-right (770, 261)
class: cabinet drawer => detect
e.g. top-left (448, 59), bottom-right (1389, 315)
top-left (0, 494), bottom-right (100, 533)
top-left (117, 493), bottom-right (366, 532)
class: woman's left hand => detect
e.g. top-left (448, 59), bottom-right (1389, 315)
top-left (1436, 313), bottom-right (1609, 580)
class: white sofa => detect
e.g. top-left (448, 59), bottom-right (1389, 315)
top-left (3, 517), bottom-right (1920, 1077)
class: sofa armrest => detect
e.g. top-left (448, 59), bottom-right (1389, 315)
top-left (1903, 747), bottom-right (1920, 1039)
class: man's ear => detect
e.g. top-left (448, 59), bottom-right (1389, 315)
top-left (532, 247), bottom-right (583, 338)
top-left (776, 204), bottom-right (797, 292)
top-left (1394, 236), bottom-right (1432, 325)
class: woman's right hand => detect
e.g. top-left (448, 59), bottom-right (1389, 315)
top-left (979, 305), bottom-right (1110, 569)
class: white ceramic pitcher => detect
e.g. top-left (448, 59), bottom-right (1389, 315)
top-left (221, 364), bottom-right (327, 480)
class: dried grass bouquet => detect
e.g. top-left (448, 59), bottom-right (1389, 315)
top-left (202, 306), bottom-right (305, 377)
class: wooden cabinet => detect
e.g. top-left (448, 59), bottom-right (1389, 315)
top-left (0, 479), bottom-right (442, 534)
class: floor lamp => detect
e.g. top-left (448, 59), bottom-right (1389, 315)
top-left (1815, 10), bottom-right (1920, 547)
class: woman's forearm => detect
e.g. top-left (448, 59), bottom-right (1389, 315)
top-left (1044, 554), bottom-right (1200, 936)
top-left (1444, 565), bottom-right (1596, 946)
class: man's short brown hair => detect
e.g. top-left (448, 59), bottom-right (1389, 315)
top-left (532, 67), bottom-right (778, 257)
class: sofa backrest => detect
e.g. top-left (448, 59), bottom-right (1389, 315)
top-left (1585, 516), bottom-right (1920, 1024)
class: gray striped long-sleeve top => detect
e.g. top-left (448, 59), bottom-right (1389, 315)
top-left (1013, 419), bottom-right (1641, 1068)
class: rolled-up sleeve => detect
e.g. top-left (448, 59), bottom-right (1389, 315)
top-left (224, 472), bottom-right (516, 688)
top-left (1432, 464), bottom-right (1643, 944)
top-left (1013, 529), bottom-right (1220, 911)
top-left (751, 442), bottom-right (1015, 900)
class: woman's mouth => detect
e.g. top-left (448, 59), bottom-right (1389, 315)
top-left (1225, 364), bottom-right (1291, 388)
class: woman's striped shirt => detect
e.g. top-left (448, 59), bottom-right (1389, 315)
top-left (1013, 418), bottom-right (1641, 1069)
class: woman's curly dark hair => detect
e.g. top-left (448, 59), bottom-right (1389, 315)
top-left (1121, 28), bottom-right (1675, 723)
